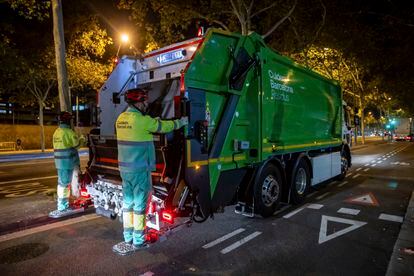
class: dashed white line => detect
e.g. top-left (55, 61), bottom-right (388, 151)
top-left (307, 204), bottom-right (324, 210)
top-left (348, 173), bottom-right (353, 177)
top-left (363, 168), bottom-right (370, 172)
top-left (378, 213), bottom-right (404, 223)
top-left (220, 231), bottom-right (262, 254)
top-left (356, 168), bottom-right (362, 171)
top-left (202, 228), bottom-right (246, 249)
top-left (352, 174), bottom-right (360, 179)
top-left (371, 163), bottom-right (377, 167)
top-left (337, 207), bottom-right (360, 215)
top-left (316, 192), bottom-right (331, 200)
top-left (377, 161), bottom-right (383, 164)
top-left (338, 181), bottom-right (348, 187)
top-left (283, 206), bottom-right (307, 219)
top-left (364, 164), bottom-right (370, 166)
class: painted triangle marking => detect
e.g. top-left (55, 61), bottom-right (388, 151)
top-left (344, 192), bottom-right (379, 206)
top-left (318, 215), bottom-right (367, 244)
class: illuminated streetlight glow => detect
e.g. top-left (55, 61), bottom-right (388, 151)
top-left (116, 33), bottom-right (130, 61)
top-left (121, 33), bottom-right (129, 43)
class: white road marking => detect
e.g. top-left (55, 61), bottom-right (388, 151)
top-left (378, 213), bottom-right (404, 223)
top-left (370, 160), bottom-right (376, 163)
top-left (352, 174), bottom-right (360, 179)
top-left (273, 204), bottom-right (291, 215)
top-left (356, 168), bottom-right (362, 171)
top-left (348, 173), bottom-right (353, 177)
top-left (338, 181), bottom-right (348, 187)
top-left (0, 175), bottom-right (57, 185)
top-left (382, 158), bottom-right (388, 160)
top-left (318, 215), bottom-right (367, 244)
top-left (377, 161), bottom-right (383, 164)
top-left (316, 192), bottom-right (331, 200)
top-left (220, 231), bottom-right (262, 254)
top-left (363, 168), bottom-right (370, 172)
top-left (371, 163), bottom-right (377, 167)
top-left (202, 228), bottom-right (246, 249)
top-left (307, 204), bottom-right (324, 210)
top-left (0, 214), bottom-right (99, 243)
top-left (364, 164), bottom-right (369, 166)
top-left (140, 272), bottom-right (154, 276)
top-left (283, 205), bottom-right (308, 219)
top-left (337, 207), bottom-right (360, 215)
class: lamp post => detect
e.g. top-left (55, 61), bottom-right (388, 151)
top-left (116, 33), bottom-right (129, 59)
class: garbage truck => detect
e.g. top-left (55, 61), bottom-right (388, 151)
top-left (85, 29), bottom-right (352, 233)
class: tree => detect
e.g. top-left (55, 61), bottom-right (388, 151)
top-left (12, 52), bottom-right (57, 152)
top-left (118, 0), bottom-right (300, 49)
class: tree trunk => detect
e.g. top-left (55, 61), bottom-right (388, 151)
top-left (52, 0), bottom-right (71, 112)
top-left (38, 102), bottom-right (45, 152)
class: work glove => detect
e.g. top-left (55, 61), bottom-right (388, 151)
top-left (178, 117), bottom-right (189, 128)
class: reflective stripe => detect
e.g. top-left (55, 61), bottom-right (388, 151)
top-left (133, 214), bottom-right (145, 231)
top-left (156, 120), bottom-right (162, 132)
top-left (123, 211), bottom-right (133, 229)
top-left (117, 140), bottom-right (153, 146)
top-left (54, 154), bottom-right (76, 159)
top-left (54, 148), bottom-right (74, 152)
top-left (57, 185), bottom-right (70, 198)
top-left (118, 161), bottom-right (149, 169)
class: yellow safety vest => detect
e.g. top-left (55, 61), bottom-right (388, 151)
top-left (116, 107), bottom-right (182, 172)
top-left (53, 124), bottom-right (81, 169)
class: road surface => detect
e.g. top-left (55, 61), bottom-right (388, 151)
top-left (0, 141), bottom-right (412, 275)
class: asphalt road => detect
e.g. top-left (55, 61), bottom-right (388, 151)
top-left (0, 141), bottom-right (412, 275)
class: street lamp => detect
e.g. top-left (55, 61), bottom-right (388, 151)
top-left (116, 33), bottom-right (129, 58)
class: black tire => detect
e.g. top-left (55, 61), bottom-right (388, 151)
top-left (290, 158), bottom-right (311, 204)
top-left (254, 163), bottom-right (283, 218)
top-left (337, 150), bottom-right (350, 180)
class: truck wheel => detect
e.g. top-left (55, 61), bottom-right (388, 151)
top-left (337, 151), bottom-right (349, 180)
top-left (254, 163), bottom-right (283, 218)
top-left (290, 159), bottom-right (311, 204)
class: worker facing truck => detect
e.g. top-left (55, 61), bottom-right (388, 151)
top-left (49, 112), bottom-right (85, 218)
top-left (86, 29), bottom-right (352, 245)
top-left (112, 88), bottom-right (188, 255)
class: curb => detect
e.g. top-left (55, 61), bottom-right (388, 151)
top-left (386, 191), bottom-right (414, 275)
top-left (0, 149), bottom-right (88, 162)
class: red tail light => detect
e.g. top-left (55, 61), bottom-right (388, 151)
top-left (162, 211), bottom-right (174, 224)
top-left (80, 189), bottom-right (90, 198)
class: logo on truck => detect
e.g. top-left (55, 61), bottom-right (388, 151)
top-left (268, 70), bottom-right (294, 102)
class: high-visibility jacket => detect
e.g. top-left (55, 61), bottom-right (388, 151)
top-left (53, 124), bottom-right (81, 170)
top-left (116, 107), bottom-right (183, 172)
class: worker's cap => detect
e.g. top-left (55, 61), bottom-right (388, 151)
top-left (58, 111), bottom-right (73, 123)
top-left (125, 88), bottom-right (148, 104)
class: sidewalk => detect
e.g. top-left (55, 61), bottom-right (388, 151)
top-left (386, 191), bottom-right (414, 275)
top-left (0, 148), bottom-right (88, 162)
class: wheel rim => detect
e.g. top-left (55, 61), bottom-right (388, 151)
top-left (261, 175), bottom-right (280, 207)
top-left (295, 168), bottom-right (307, 195)
top-left (341, 156), bottom-right (348, 174)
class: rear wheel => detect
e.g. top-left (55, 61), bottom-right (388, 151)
top-left (337, 150), bottom-right (349, 180)
top-left (290, 159), bottom-right (311, 204)
top-left (254, 163), bottom-right (283, 217)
